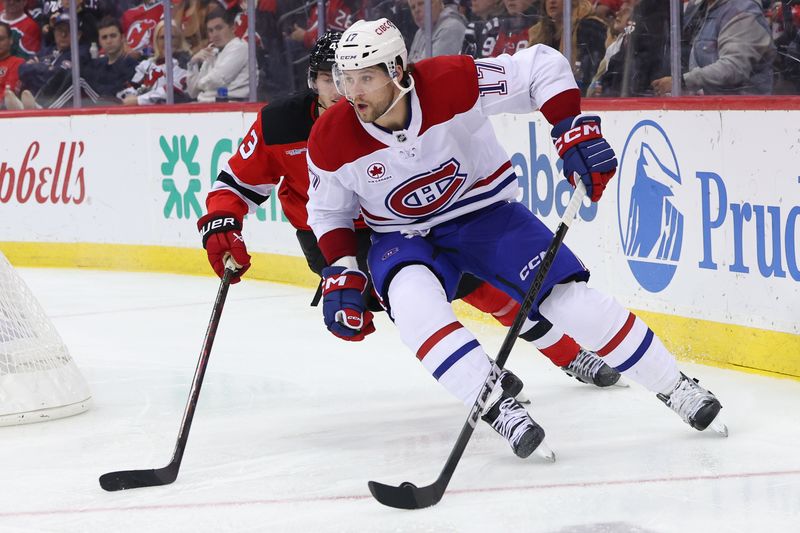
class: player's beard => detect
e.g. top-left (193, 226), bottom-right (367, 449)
top-left (354, 86), bottom-right (396, 123)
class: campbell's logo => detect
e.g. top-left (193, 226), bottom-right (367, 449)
top-left (386, 158), bottom-right (466, 218)
top-left (0, 141), bottom-right (86, 205)
top-left (617, 120), bottom-right (683, 292)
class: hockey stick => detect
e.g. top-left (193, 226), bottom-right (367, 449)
top-left (99, 257), bottom-right (238, 491)
top-left (368, 182), bottom-right (587, 509)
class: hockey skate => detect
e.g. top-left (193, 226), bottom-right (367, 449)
top-left (657, 373), bottom-right (728, 436)
top-left (482, 390), bottom-right (553, 460)
top-left (561, 349), bottom-right (625, 387)
top-left (499, 368), bottom-right (524, 396)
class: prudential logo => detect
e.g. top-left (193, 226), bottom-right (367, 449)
top-left (617, 120), bottom-right (684, 293)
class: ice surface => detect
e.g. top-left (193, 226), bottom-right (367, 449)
top-left (1, 269), bottom-right (798, 532)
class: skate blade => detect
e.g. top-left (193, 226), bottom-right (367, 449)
top-left (534, 440), bottom-right (556, 462)
top-left (709, 418), bottom-right (728, 437)
top-left (612, 377), bottom-right (630, 388)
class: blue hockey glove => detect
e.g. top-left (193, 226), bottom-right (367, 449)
top-left (321, 266), bottom-right (376, 342)
top-left (551, 114), bottom-right (618, 202)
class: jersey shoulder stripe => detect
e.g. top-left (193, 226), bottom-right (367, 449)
top-left (414, 55), bottom-right (479, 136)
top-left (308, 100), bottom-right (387, 172)
top-left (260, 89), bottom-right (317, 146)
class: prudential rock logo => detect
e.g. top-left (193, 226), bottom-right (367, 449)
top-left (617, 120), bottom-right (684, 293)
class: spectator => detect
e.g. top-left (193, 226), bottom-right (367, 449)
top-left (179, 0), bottom-right (211, 53)
top-left (592, 0), bottom-right (621, 25)
top-left (527, 0), bottom-right (607, 93)
top-left (119, 19), bottom-right (191, 105)
top-left (18, 13), bottom-right (89, 99)
top-left (769, 1), bottom-right (799, 94)
top-left (652, 0), bottom-right (776, 96)
top-left (288, 0), bottom-right (364, 49)
top-left (83, 16), bottom-right (137, 102)
top-left (1, 20), bottom-right (24, 108)
top-left (121, 0), bottom-right (169, 57)
top-left (482, 0), bottom-right (540, 57)
top-left (46, 0), bottom-right (99, 47)
top-left (369, 0), bottom-right (418, 48)
top-left (187, 8), bottom-right (249, 102)
top-left (1, 0), bottom-right (41, 57)
top-left (587, 0), bottom-right (670, 97)
top-left (407, 0), bottom-right (467, 61)
top-left (462, 0), bottom-right (508, 58)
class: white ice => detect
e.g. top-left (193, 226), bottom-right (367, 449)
top-left (1, 268), bottom-right (799, 533)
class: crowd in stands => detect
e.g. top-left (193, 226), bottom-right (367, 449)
top-left (1, 0), bottom-right (799, 110)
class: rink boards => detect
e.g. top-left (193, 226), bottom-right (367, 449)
top-left (0, 102), bottom-right (798, 379)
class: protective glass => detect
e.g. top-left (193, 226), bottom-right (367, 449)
top-left (333, 64), bottom-right (394, 101)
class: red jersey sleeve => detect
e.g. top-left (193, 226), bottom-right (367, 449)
top-left (206, 112), bottom-right (282, 216)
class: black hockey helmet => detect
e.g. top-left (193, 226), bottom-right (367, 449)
top-left (308, 30), bottom-right (342, 90)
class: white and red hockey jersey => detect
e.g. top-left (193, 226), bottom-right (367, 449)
top-left (306, 45), bottom-right (581, 262)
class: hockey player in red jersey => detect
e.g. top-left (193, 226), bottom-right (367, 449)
top-left (304, 18), bottom-right (727, 458)
top-left (197, 31), bottom-right (623, 397)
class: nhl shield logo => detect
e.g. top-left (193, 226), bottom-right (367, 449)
top-left (386, 158), bottom-right (467, 218)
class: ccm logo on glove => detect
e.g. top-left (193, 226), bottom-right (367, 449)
top-left (553, 122), bottom-right (602, 154)
top-left (551, 114), bottom-right (617, 202)
top-left (321, 266), bottom-right (376, 341)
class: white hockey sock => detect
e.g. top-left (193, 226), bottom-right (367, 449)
top-left (539, 282), bottom-right (680, 395)
top-left (389, 265), bottom-right (491, 406)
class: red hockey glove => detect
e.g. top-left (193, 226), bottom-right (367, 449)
top-left (321, 266), bottom-right (376, 342)
top-left (551, 114), bottom-right (618, 202)
top-left (197, 212), bottom-right (251, 283)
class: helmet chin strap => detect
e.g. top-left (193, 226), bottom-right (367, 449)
top-left (375, 76), bottom-right (416, 124)
top-left (348, 75), bottom-right (416, 125)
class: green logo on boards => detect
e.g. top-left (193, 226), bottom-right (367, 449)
top-left (159, 135), bottom-right (202, 219)
top-left (158, 134), bottom-right (288, 223)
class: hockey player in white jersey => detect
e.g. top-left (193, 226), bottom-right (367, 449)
top-left (306, 18), bottom-right (727, 458)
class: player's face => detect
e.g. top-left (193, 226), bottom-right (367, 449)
top-left (98, 26), bottom-right (124, 56)
top-left (314, 71), bottom-right (340, 110)
top-left (334, 65), bottom-right (397, 123)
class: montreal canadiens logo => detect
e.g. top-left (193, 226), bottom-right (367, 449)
top-left (367, 163), bottom-right (385, 180)
top-left (386, 158), bottom-right (466, 218)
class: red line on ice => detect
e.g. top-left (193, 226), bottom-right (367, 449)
top-left (3, 469), bottom-right (800, 518)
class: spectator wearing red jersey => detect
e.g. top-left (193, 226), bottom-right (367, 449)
top-left (462, 0), bottom-right (508, 58)
top-left (0, 21), bottom-right (24, 108)
top-left (121, 0), bottom-right (181, 56)
top-left (288, 0), bottom-right (364, 49)
top-left (480, 0), bottom-right (540, 57)
top-left (0, 0), bottom-right (41, 57)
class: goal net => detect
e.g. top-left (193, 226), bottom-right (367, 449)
top-left (0, 251), bottom-right (91, 426)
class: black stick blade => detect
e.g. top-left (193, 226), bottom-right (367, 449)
top-left (367, 480), bottom-right (444, 510)
top-left (99, 465), bottom-right (178, 492)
